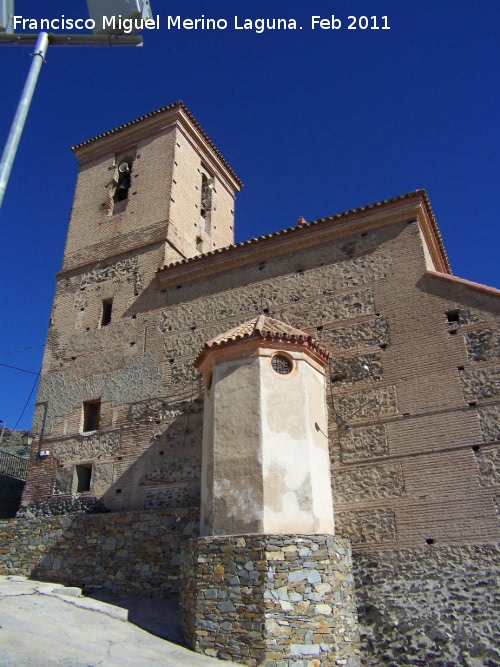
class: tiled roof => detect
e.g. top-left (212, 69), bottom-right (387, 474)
top-left (195, 314), bottom-right (329, 366)
top-left (157, 189), bottom-right (450, 275)
top-left (71, 101), bottom-right (242, 187)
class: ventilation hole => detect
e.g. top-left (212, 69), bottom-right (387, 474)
top-left (446, 309), bottom-right (460, 323)
top-left (159, 451), bottom-right (164, 456)
top-left (169, 359), bottom-right (174, 364)
top-left (176, 285), bottom-right (182, 289)
top-left (130, 342), bottom-right (135, 347)
top-left (449, 330), bottom-right (458, 335)
top-left (117, 456), bottom-right (123, 461)
top-left (425, 538), bottom-right (435, 545)
top-left (468, 400), bottom-right (478, 407)
top-left (317, 325), bottom-right (324, 331)
top-left (132, 314), bottom-right (137, 319)
top-left (380, 343), bottom-right (387, 349)
top-left (360, 232), bottom-right (367, 237)
top-left (472, 445), bottom-right (480, 452)
top-left (71, 356), bottom-right (76, 361)
top-left (457, 365), bottom-right (464, 371)
top-left (116, 489), bottom-right (122, 494)
top-left (263, 308), bottom-right (269, 314)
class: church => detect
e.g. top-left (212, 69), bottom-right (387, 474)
top-left (8, 101), bottom-right (500, 666)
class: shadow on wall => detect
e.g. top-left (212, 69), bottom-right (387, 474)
top-left (0, 473), bottom-right (25, 519)
top-left (5, 394), bottom-right (205, 598)
top-left (35, 391), bottom-right (206, 516)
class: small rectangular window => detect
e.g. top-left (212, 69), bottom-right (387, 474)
top-left (74, 465), bottom-right (92, 493)
top-left (101, 299), bottom-right (113, 326)
top-left (83, 400), bottom-right (101, 432)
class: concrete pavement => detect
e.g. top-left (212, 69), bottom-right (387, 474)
top-left (0, 576), bottom-right (227, 667)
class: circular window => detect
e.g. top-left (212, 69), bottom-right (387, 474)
top-left (272, 355), bottom-right (293, 375)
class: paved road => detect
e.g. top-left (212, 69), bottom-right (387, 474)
top-left (0, 576), bottom-right (226, 667)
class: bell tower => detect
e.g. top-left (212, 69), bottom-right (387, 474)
top-left (64, 101), bottom-right (242, 272)
top-left (23, 103), bottom-right (241, 507)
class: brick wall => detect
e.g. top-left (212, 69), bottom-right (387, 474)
top-left (23, 213), bottom-right (500, 550)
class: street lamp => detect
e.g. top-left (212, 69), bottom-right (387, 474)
top-left (0, 0), bottom-right (153, 211)
top-left (21, 431), bottom-right (34, 448)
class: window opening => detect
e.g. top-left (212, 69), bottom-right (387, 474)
top-left (272, 355), bottom-right (293, 375)
top-left (114, 161), bottom-right (131, 202)
top-left (75, 465), bottom-right (92, 493)
top-left (83, 400), bottom-right (101, 432)
top-left (200, 173), bottom-right (213, 219)
top-left (446, 309), bottom-right (460, 323)
top-left (101, 298), bottom-right (113, 326)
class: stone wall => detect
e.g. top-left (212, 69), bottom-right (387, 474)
top-left (0, 507), bottom-right (198, 597)
top-left (0, 511), bottom-right (498, 666)
top-left (179, 534), bottom-right (360, 667)
top-left (353, 544), bottom-right (500, 667)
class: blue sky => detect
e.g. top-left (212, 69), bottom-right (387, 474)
top-left (0, 0), bottom-right (498, 430)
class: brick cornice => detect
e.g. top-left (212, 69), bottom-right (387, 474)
top-left (425, 270), bottom-right (500, 297)
top-left (156, 191), bottom-right (449, 290)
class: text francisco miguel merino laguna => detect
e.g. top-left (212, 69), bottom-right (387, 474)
top-left (12, 14), bottom-right (391, 34)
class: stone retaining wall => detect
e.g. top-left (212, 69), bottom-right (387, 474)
top-left (0, 507), bottom-right (198, 597)
top-left (179, 534), bottom-right (360, 667)
top-left (1, 512), bottom-right (498, 666)
top-left (354, 544), bottom-right (500, 667)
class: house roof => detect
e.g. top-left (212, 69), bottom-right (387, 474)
top-left (71, 101), bottom-right (242, 188)
top-left (157, 189), bottom-right (451, 287)
top-left (195, 314), bottom-right (329, 367)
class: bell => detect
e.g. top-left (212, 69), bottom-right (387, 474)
top-left (116, 172), bottom-right (131, 190)
top-left (116, 179), bottom-right (129, 191)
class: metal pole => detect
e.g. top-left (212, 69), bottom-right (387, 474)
top-left (0, 31), bottom-right (49, 210)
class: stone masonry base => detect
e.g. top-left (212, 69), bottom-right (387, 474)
top-left (179, 534), bottom-right (360, 667)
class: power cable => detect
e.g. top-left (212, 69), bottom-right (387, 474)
top-left (0, 344), bottom-right (44, 355)
top-left (12, 369), bottom-right (41, 430)
top-left (0, 362), bottom-right (40, 375)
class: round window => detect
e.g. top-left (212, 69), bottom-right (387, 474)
top-left (272, 355), bottom-right (292, 375)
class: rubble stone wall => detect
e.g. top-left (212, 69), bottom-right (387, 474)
top-left (0, 507), bottom-right (198, 597)
top-left (0, 511), bottom-right (498, 666)
top-left (354, 544), bottom-right (500, 667)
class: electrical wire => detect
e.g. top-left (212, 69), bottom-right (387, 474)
top-left (0, 362), bottom-right (40, 375)
top-left (12, 369), bottom-right (41, 430)
top-left (0, 344), bottom-right (44, 355)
